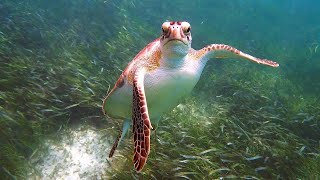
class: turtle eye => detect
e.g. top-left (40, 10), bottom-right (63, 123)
top-left (181, 22), bottom-right (191, 34)
top-left (161, 22), bottom-right (170, 34)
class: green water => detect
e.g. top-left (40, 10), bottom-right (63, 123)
top-left (0, 0), bottom-right (319, 179)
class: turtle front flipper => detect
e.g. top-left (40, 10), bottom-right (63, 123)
top-left (132, 68), bottom-right (152, 172)
top-left (193, 44), bottom-right (279, 67)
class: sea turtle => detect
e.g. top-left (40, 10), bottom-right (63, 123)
top-left (102, 21), bottom-right (279, 172)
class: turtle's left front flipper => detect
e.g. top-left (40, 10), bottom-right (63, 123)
top-left (132, 68), bottom-right (152, 172)
top-left (194, 44), bottom-right (279, 67)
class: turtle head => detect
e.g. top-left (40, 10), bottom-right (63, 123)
top-left (160, 21), bottom-right (192, 57)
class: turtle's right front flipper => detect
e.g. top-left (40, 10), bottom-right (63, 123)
top-left (132, 68), bottom-right (152, 172)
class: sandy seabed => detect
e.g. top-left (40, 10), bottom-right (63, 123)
top-left (27, 124), bottom-right (117, 180)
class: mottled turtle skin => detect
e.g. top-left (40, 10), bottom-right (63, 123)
top-left (103, 21), bottom-right (279, 172)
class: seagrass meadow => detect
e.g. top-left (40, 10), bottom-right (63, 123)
top-left (0, 0), bottom-right (319, 179)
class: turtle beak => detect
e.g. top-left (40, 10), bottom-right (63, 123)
top-left (169, 28), bottom-right (182, 39)
top-left (164, 28), bottom-right (187, 45)
top-left (167, 26), bottom-right (185, 42)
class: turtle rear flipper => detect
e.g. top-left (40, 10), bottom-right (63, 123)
top-left (109, 119), bottom-right (130, 158)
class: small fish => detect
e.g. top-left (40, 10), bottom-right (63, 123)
top-left (181, 155), bottom-right (198, 159)
top-left (226, 142), bottom-right (234, 146)
top-left (255, 167), bottom-right (267, 172)
top-left (172, 167), bottom-right (182, 171)
top-left (41, 109), bottom-right (55, 113)
top-left (198, 148), bottom-right (217, 155)
top-left (179, 160), bottom-right (189, 164)
top-left (245, 155), bottom-right (263, 161)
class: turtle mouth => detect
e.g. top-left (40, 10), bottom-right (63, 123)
top-left (164, 39), bottom-right (187, 46)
